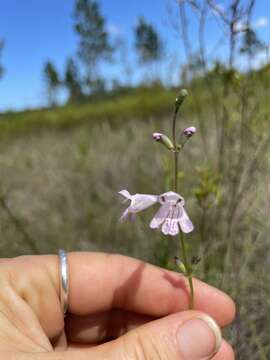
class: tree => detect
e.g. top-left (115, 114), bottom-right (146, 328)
top-left (43, 61), bottom-right (60, 106)
top-left (73, 0), bottom-right (113, 89)
top-left (240, 27), bottom-right (266, 58)
top-left (0, 40), bottom-right (5, 80)
top-left (64, 58), bottom-right (84, 103)
top-left (135, 17), bottom-right (163, 65)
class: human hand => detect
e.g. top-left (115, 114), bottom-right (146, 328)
top-left (0, 252), bottom-right (235, 359)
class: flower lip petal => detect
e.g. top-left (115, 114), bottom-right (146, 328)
top-left (150, 202), bottom-right (170, 229)
top-left (178, 207), bottom-right (194, 233)
top-left (169, 219), bottom-right (180, 236)
top-left (161, 218), bottom-right (180, 236)
top-left (161, 219), bottom-right (171, 235)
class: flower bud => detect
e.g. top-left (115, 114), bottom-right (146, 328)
top-left (152, 132), bottom-right (174, 150)
top-left (174, 256), bottom-right (187, 274)
top-left (183, 126), bottom-right (196, 138)
top-left (175, 89), bottom-right (188, 113)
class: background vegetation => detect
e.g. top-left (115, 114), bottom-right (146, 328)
top-left (1, 0), bottom-right (270, 358)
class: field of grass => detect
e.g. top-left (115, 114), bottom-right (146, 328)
top-left (0, 87), bottom-right (176, 137)
top-left (0, 83), bottom-right (270, 358)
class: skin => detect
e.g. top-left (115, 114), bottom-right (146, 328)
top-left (0, 252), bottom-right (236, 359)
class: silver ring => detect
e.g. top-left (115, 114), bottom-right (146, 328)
top-left (58, 249), bottom-right (69, 316)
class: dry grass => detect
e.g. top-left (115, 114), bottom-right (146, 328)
top-left (0, 90), bottom-right (269, 358)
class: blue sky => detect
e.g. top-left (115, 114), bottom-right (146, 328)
top-left (0, 0), bottom-right (269, 111)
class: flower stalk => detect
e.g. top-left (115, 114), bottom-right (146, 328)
top-left (172, 90), bottom-right (195, 310)
top-left (118, 88), bottom-right (196, 309)
top-left (180, 231), bottom-right (195, 309)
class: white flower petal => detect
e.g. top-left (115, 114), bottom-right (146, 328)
top-left (169, 219), bottom-right (180, 235)
top-left (119, 189), bottom-right (193, 235)
top-left (161, 218), bottom-right (179, 236)
top-left (118, 190), bottom-right (132, 200)
top-left (160, 205), bottom-right (180, 236)
top-left (119, 208), bottom-right (130, 222)
top-left (129, 194), bottom-right (158, 212)
top-left (179, 207), bottom-right (194, 233)
top-left (161, 218), bottom-right (171, 235)
top-left (150, 202), bottom-right (170, 229)
top-left (119, 191), bottom-right (158, 223)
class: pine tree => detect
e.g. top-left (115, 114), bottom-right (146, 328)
top-left (74, 0), bottom-right (113, 88)
top-left (64, 58), bottom-right (84, 103)
top-left (135, 17), bottom-right (163, 65)
top-left (0, 40), bottom-right (5, 80)
top-left (240, 28), bottom-right (266, 57)
top-left (43, 61), bottom-right (60, 106)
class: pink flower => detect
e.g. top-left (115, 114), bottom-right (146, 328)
top-left (183, 126), bottom-right (196, 138)
top-left (119, 190), bottom-right (194, 236)
top-left (150, 191), bottom-right (194, 235)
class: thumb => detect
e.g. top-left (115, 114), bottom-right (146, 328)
top-left (15, 311), bottom-right (223, 360)
top-left (79, 311), bottom-right (222, 360)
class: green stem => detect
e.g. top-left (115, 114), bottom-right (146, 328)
top-left (172, 108), bottom-right (178, 193)
top-left (188, 275), bottom-right (195, 310)
top-left (180, 232), bottom-right (195, 309)
top-left (172, 107), bottom-right (195, 310)
top-left (174, 151), bottom-right (178, 193)
top-left (172, 110), bottom-right (177, 147)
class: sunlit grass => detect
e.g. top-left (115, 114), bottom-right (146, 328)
top-left (0, 87), bottom-right (176, 137)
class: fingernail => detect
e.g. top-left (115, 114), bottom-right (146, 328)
top-left (177, 315), bottom-right (222, 360)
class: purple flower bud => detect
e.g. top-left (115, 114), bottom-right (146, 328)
top-left (152, 132), bottom-right (163, 141)
top-left (183, 126), bottom-right (196, 138)
top-left (152, 132), bottom-right (174, 150)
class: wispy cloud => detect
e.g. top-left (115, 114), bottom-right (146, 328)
top-left (253, 16), bottom-right (269, 29)
top-left (107, 23), bottom-right (122, 36)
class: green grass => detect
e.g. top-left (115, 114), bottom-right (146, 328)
top-left (0, 87), bottom-right (176, 137)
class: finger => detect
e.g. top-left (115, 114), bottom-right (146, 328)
top-left (65, 310), bottom-right (235, 350)
top-left (213, 340), bottom-right (235, 360)
top-left (65, 252), bottom-right (235, 325)
top-left (67, 339), bottom-right (234, 357)
top-left (53, 331), bottom-right (67, 351)
top-left (14, 311), bottom-right (231, 360)
top-left (65, 310), bottom-right (155, 343)
top-left (86, 311), bottom-right (224, 360)
top-left (9, 252), bottom-right (235, 341)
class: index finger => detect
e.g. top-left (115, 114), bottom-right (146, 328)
top-left (52, 252), bottom-right (235, 327)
